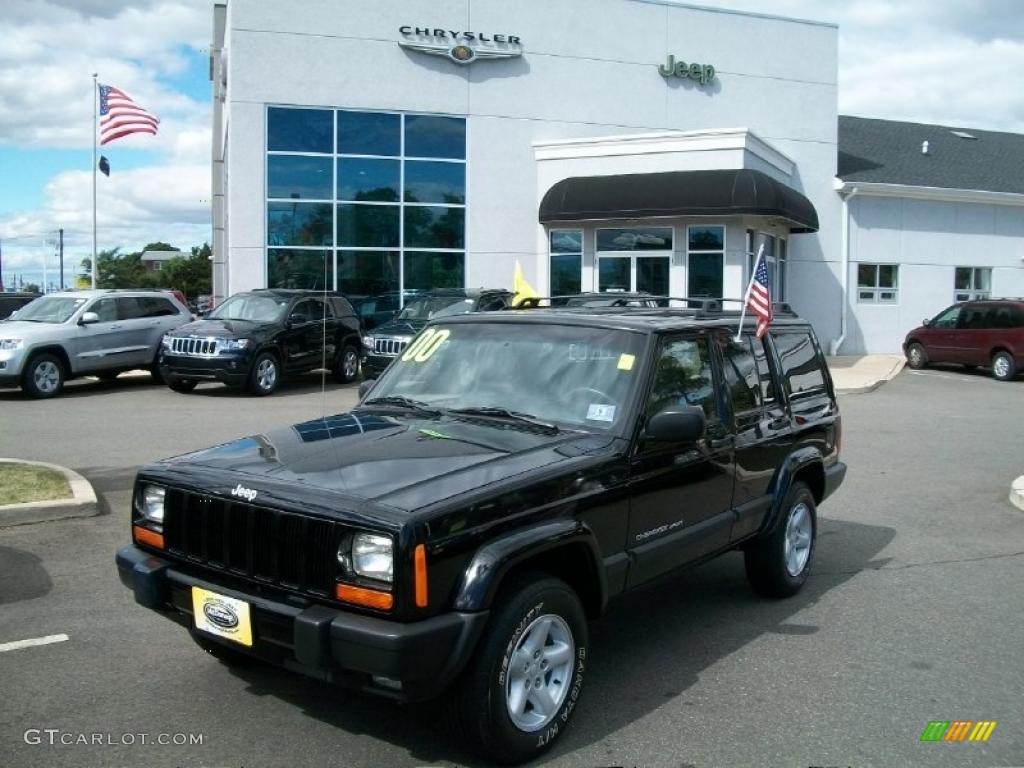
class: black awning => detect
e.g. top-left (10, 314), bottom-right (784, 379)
top-left (539, 168), bottom-right (819, 232)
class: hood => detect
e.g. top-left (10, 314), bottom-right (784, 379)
top-left (156, 410), bottom-right (618, 513)
top-left (373, 317), bottom-right (426, 336)
top-left (170, 317), bottom-right (275, 338)
top-left (0, 319), bottom-right (74, 341)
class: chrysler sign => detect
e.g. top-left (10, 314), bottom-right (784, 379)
top-left (398, 26), bottom-right (523, 65)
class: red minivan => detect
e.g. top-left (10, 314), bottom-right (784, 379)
top-left (904, 299), bottom-right (1024, 381)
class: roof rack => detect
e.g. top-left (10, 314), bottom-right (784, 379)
top-left (513, 295), bottom-right (799, 319)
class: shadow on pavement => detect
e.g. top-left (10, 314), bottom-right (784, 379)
top-left (213, 517), bottom-right (895, 766)
top-left (0, 545), bottom-right (54, 605)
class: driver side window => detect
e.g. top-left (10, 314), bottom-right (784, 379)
top-left (645, 336), bottom-right (718, 423)
top-left (934, 306), bottom-right (961, 329)
top-left (91, 298), bottom-right (117, 323)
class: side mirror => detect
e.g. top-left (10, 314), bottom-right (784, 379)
top-left (288, 313), bottom-right (308, 327)
top-left (79, 311), bottom-right (99, 325)
top-left (358, 379), bottom-right (376, 399)
top-left (922, 318), bottom-right (932, 327)
top-left (646, 405), bottom-right (706, 443)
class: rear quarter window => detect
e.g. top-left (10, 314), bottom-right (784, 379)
top-left (771, 329), bottom-right (827, 400)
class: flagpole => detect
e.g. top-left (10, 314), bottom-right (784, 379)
top-left (734, 243), bottom-right (765, 342)
top-left (92, 73), bottom-right (98, 289)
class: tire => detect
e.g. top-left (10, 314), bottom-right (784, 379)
top-left (247, 352), bottom-right (280, 396)
top-left (149, 366), bottom-right (165, 384)
top-left (991, 351), bottom-right (1017, 382)
top-left (21, 353), bottom-right (65, 399)
top-left (334, 343), bottom-right (360, 383)
top-left (168, 380), bottom-right (198, 393)
top-left (189, 630), bottom-right (256, 668)
top-left (744, 481), bottom-right (817, 598)
top-left (905, 342), bottom-right (928, 370)
top-left (451, 573), bottom-right (587, 764)
top-left (96, 371), bottom-right (120, 381)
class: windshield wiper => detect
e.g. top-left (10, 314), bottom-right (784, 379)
top-left (361, 396), bottom-right (441, 417)
top-left (448, 406), bottom-right (559, 434)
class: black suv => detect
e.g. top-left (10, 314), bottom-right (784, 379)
top-left (361, 288), bottom-right (513, 377)
top-left (159, 289), bottom-right (362, 395)
top-left (117, 303), bottom-right (845, 763)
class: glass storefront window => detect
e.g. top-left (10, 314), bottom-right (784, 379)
top-left (268, 249), bottom-right (334, 290)
top-left (404, 206), bottom-right (465, 249)
top-left (598, 257), bottom-right (631, 292)
top-left (336, 250), bottom-right (399, 297)
top-left (337, 158), bottom-right (400, 202)
top-left (338, 110), bottom-right (400, 156)
top-left (549, 229), bottom-right (583, 296)
top-left (337, 204), bottom-right (400, 248)
top-left (268, 108), bottom-right (332, 153)
top-left (689, 225), bottom-right (725, 298)
top-left (597, 227), bottom-right (673, 252)
top-left (405, 115), bottom-right (465, 159)
top-left (403, 251), bottom-right (465, 290)
top-left (267, 202), bottom-right (333, 247)
top-left (404, 161), bottom-right (465, 204)
top-left (267, 155), bottom-right (332, 200)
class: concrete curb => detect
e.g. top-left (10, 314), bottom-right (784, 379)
top-left (0, 459), bottom-right (99, 527)
top-left (834, 357), bottom-right (907, 394)
top-left (1011, 476), bottom-right (1024, 513)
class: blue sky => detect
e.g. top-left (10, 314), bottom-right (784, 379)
top-left (2, 0), bottom-right (1023, 292)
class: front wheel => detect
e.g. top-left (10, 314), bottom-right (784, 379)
top-left (451, 573), bottom-right (587, 764)
top-left (247, 352), bottom-right (280, 396)
top-left (333, 343), bottom-right (360, 383)
top-left (167, 380), bottom-right (197, 393)
top-left (991, 351), bottom-right (1017, 381)
top-left (905, 342), bottom-right (928, 369)
top-left (744, 481), bottom-right (817, 598)
top-left (22, 353), bottom-right (65, 399)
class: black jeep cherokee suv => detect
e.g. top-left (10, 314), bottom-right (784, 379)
top-left (118, 302), bottom-right (845, 763)
top-left (159, 289), bottom-right (362, 395)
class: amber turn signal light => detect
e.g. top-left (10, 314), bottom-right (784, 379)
top-left (336, 583), bottom-right (394, 610)
top-left (414, 544), bottom-right (428, 608)
top-left (133, 525), bottom-right (164, 550)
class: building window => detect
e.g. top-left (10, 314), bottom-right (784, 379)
top-left (857, 263), bottom-right (899, 303)
top-left (152, 262), bottom-right (162, 271)
top-left (688, 225), bottom-right (724, 298)
top-left (549, 230), bottom-right (582, 296)
top-left (596, 227), bottom-right (672, 295)
top-left (954, 267), bottom-right (991, 302)
top-left (266, 107), bottom-right (466, 300)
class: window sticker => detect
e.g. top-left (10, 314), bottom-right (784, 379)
top-left (401, 328), bottom-right (451, 362)
top-left (586, 403), bottom-right (616, 422)
top-left (617, 353), bottom-right (635, 371)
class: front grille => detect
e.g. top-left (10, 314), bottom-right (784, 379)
top-left (170, 337), bottom-right (218, 357)
top-left (163, 489), bottom-right (340, 596)
top-left (373, 337), bottom-right (408, 357)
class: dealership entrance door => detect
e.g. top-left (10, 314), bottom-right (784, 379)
top-left (597, 254), bottom-right (670, 294)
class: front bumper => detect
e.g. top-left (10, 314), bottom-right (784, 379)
top-left (115, 544), bottom-right (488, 701)
top-left (159, 352), bottom-right (250, 387)
top-left (361, 353), bottom-right (397, 378)
top-left (0, 345), bottom-right (27, 384)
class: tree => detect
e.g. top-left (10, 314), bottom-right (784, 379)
top-left (77, 242), bottom-right (212, 299)
top-left (23, 282), bottom-right (41, 294)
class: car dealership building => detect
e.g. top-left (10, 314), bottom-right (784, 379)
top-left (210, 0), bottom-right (1024, 354)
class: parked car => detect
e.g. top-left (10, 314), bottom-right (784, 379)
top-left (361, 288), bottom-right (514, 377)
top-left (0, 289), bottom-right (190, 398)
top-left (903, 298), bottom-right (1024, 381)
top-left (0, 292), bottom-right (41, 320)
top-left (159, 289), bottom-right (363, 396)
top-left (352, 290), bottom-right (425, 332)
top-left (117, 301), bottom-right (845, 763)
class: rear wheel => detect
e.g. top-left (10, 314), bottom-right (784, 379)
top-left (991, 351), bottom-right (1017, 381)
top-left (905, 342), bottom-right (928, 369)
top-left (451, 573), bottom-right (587, 764)
top-left (22, 353), bottom-right (65, 399)
top-left (247, 352), bottom-right (280, 396)
top-left (745, 481), bottom-right (817, 598)
top-left (168, 380), bottom-right (197, 393)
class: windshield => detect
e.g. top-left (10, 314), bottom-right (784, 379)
top-left (210, 294), bottom-right (289, 323)
top-left (397, 296), bottom-right (473, 321)
top-left (11, 296), bottom-right (87, 323)
top-left (368, 322), bottom-right (645, 431)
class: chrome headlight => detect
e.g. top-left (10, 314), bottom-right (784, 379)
top-left (136, 485), bottom-right (166, 524)
top-left (222, 338), bottom-right (251, 351)
top-left (361, 335), bottom-right (375, 351)
top-left (345, 533), bottom-right (393, 583)
top-left (0, 339), bottom-right (24, 350)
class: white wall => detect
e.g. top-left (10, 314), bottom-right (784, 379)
top-left (846, 194), bottom-right (1024, 353)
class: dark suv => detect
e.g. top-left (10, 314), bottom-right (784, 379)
top-left (360, 288), bottom-right (513, 377)
top-left (159, 289), bottom-right (363, 395)
top-left (117, 303), bottom-right (845, 763)
top-left (904, 298), bottom-right (1024, 381)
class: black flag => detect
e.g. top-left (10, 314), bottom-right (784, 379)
top-left (98, 156), bottom-right (110, 176)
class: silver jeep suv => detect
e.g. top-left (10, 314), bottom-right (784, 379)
top-left (0, 290), bottom-right (191, 398)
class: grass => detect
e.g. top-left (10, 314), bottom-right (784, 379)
top-left (0, 463), bottom-right (72, 506)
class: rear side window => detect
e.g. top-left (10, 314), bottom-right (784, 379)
top-left (332, 297), bottom-right (355, 317)
top-left (139, 297), bottom-right (179, 317)
top-left (772, 330), bottom-right (827, 400)
top-left (717, 334), bottom-right (760, 415)
top-left (961, 304), bottom-right (988, 329)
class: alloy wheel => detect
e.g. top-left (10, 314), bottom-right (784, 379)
top-left (504, 614), bottom-right (575, 732)
top-left (34, 361), bottom-right (61, 394)
top-left (784, 502), bottom-right (813, 577)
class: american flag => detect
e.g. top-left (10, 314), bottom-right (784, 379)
top-left (746, 251), bottom-right (773, 339)
top-left (98, 84), bottom-right (159, 145)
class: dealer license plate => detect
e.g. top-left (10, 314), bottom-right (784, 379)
top-left (191, 586), bottom-right (253, 647)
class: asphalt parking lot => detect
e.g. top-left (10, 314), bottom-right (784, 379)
top-left (1, 368), bottom-right (1022, 767)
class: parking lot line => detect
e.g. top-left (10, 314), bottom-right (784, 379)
top-left (907, 371), bottom-right (972, 382)
top-left (0, 634), bottom-right (69, 653)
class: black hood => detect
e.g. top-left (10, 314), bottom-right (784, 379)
top-left (170, 317), bottom-right (276, 338)
top-left (151, 410), bottom-right (617, 515)
top-left (374, 317), bottom-right (427, 336)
